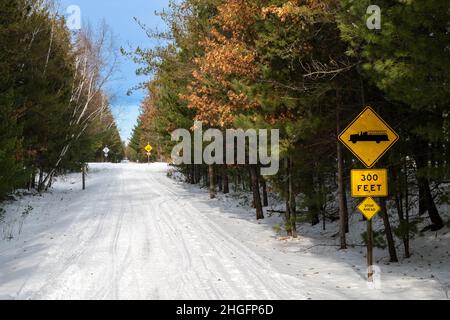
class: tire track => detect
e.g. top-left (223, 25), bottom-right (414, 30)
top-left (145, 169), bottom-right (306, 299)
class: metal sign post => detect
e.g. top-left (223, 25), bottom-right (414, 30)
top-left (339, 106), bottom-right (399, 282)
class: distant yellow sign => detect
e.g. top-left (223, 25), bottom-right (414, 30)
top-left (145, 144), bottom-right (153, 153)
top-left (351, 169), bottom-right (388, 198)
top-left (357, 197), bottom-right (381, 221)
top-left (339, 106), bottom-right (399, 168)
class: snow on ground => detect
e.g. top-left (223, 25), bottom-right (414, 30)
top-left (0, 163), bottom-right (448, 300)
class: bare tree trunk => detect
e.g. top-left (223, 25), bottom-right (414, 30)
top-left (417, 176), bottom-right (443, 230)
top-left (82, 165), bottom-right (86, 191)
top-left (285, 158), bottom-right (292, 236)
top-left (404, 160), bottom-right (410, 255)
top-left (190, 165), bottom-right (196, 184)
top-left (217, 171), bottom-right (223, 192)
top-left (38, 168), bottom-right (44, 193)
top-left (261, 178), bottom-right (269, 207)
top-left (48, 177), bottom-right (53, 189)
top-left (336, 93), bottom-right (347, 250)
top-left (288, 158), bottom-right (297, 237)
top-left (248, 167), bottom-right (256, 208)
top-left (194, 164), bottom-right (200, 184)
top-left (203, 166), bottom-right (208, 188)
top-left (418, 181), bottom-right (427, 216)
top-left (342, 178), bottom-right (349, 233)
top-left (319, 174), bottom-right (326, 231)
top-left (414, 146), bottom-right (443, 229)
top-left (249, 165), bottom-right (264, 220)
top-left (43, 20), bottom-right (55, 76)
top-left (32, 170), bottom-right (36, 189)
top-left (305, 171), bottom-right (320, 226)
top-left (393, 167), bottom-right (410, 258)
top-left (380, 198), bottom-right (398, 262)
top-left (322, 208), bottom-right (326, 231)
top-left (223, 166), bottom-right (229, 194)
top-left (29, 169), bottom-right (36, 191)
top-left (209, 165), bottom-right (216, 199)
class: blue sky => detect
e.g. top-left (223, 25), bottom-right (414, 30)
top-left (59, 0), bottom-right (170, 143)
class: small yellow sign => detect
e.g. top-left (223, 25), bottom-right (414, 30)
top-left (145, 144), bottom-right (153, 153)
top-left (357, 197), bottom-right (381, 221)
top-left (351, 169), bottom-right (388, 198)
top-left (339, 106), bottom-right (399, 168)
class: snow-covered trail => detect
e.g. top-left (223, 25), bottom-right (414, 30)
top-left (0, 163), bottom-right (448, 300)
top-left (0, 163), bottom-right (306, 300)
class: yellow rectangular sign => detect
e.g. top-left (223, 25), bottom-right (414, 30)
top-left (351, 169), bottom-right (388, 198)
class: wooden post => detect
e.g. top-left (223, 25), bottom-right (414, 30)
top-left (367, 219), bottom-right (374, 282)
top-left (82, 165), bottom-right (86, 190)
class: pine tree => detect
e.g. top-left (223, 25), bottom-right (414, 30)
top-left (129, 120), bottom-right (144, 162)
top-left (0, 0), bottom-right (32, 197)
top-left (338, 0), bottom-right (449, 230)
top-left (0, 1), bottom-right (123, 195)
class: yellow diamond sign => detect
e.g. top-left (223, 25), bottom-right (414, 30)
top-left (339, 106), bottom-right (399, 168)
top-left (145, 144), bottom-right (153, 153)
top-left (357, 197), bottom-right (381, 221)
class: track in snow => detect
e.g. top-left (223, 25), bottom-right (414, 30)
top-left (0, 163), bottom-right (306, 300)
top-left (1, 163), bottom-right (447, 300)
